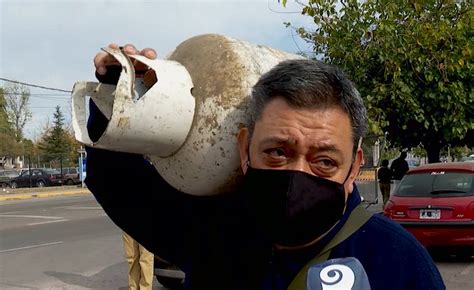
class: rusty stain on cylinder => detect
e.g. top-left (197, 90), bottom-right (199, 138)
top-left (117, 117), bottom-right (130, 129)
top-left (168, 34), bottom-right (251, 134)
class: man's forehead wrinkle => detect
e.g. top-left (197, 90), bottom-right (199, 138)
top-left (258, 135), bottom-right (343, 153)
top-left (309, 143), bottom-right (345, 159)
top-left (259, 136), bottom-right (292, 146)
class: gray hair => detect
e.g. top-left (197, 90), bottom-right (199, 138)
top-left (249, 59), bottom-right (368, 153)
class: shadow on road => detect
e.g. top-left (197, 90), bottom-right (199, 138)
top-left (44, 261), bottom-right (128, 289)
top-left (0, 282), bottom-right (41, 290)
top-left (428, 247), bottom-right (474, 263)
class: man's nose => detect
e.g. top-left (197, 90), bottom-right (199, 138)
top-left (287, 157), bottom-right (313, 175)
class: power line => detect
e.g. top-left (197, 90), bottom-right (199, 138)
top-left (6, 94), bottom-right (70, 100)
top-left (30, 105), bottom-right (70, 109)
top-left (7, 93), bottom-right (70, 96)
top-left (30, 97), bottom-right (70, 101)
top-left (0, 77), bottom-right (72, 93)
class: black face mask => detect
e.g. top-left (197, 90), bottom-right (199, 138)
top-left (242, 167), bottom-right (349, 248)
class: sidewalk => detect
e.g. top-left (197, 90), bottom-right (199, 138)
top-left (364, 201), bottom-right (384, 214)
top-left (0, 185), bottom-right (90, 201)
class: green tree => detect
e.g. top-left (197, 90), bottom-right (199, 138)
top-left (38, 106), bottom-right (71, 165)
top-left (283, 0), bottom-right (473, 163)
top-left (0, 88), bottom-right (22, 159)
top-left (64, 128), bottom-right (81, 167)
top-left (440, 144), bottom-right (472, 161)
top-left (411, 145), bottom-right (428, 159)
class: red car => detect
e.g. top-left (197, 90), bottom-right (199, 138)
top-left (384, 162), bottom-right (474, 253)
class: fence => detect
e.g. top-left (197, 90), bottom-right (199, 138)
top-left (355, 134), bottom-right (387, 206)
top-left (355, 167), bottom-right (379, 205)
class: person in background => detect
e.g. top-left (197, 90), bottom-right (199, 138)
top-left (390, 151), bottom-right (410, 193)
top-left (122, 231), bottom-right (154, 290)
top-left (378, 159), bottom-right (391, 205)
top-left (390, 151), bottom-right (409, 181)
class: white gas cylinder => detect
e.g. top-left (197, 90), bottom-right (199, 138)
top-left (72, 34), bottom-right (302, 195)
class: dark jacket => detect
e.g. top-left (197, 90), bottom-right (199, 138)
top-left (86, 101), bottom-right (444, 290)
top-left (390, 158), bottom-right (409, 180)
top-left (377, 166), bottom-right (391, 184)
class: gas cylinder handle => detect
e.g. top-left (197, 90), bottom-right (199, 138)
top-left (71, 48), bottom-right (195, 156)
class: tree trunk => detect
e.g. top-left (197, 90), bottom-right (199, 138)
top-left (426, 144), bottom-right (441, 163)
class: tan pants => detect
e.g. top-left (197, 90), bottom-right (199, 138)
top-left (122, 232), bottom-right (154, 290)
top-left (380, 183), bottom-right (391, 205)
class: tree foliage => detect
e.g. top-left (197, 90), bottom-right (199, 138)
top-left (38, 106), bottom-right (71, 163)
top-left (64, 127), bottom-right (82, 166)
top-left (0, 87), bottom-right (22, 158)
top-left (2, 83), bottom-right (32, 141)
top-left (36, 106), bottom-right (80, 167)
top-left (286, 0), bottom-right (473, 163)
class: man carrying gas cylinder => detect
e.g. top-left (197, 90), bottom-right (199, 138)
top-left (84, 40), bottom-right (444, 290)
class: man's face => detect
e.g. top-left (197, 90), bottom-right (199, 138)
top-left (237, 97), bottom-right (363, 197)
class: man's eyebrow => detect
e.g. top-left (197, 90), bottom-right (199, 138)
top-left (259, 136), bottom-right (293, 147)
top-left (309, 143), bottom-right (344, 155)
top-left (258, 137), bottom-right (345, 156)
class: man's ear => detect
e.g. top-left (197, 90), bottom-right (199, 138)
top-left (237, 127), bottom-right (250, 174)
top-left (346, 148), bottom-right (364, 195)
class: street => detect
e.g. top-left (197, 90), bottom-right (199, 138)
top-left (0, 194), bottom-right (472, 289)
top-left (0, 194), bottom-right (164, 289)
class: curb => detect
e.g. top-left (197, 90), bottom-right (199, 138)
top-left (0, 189), bottom-right (91, 201)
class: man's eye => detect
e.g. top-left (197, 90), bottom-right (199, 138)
top-left (312, 159), bottom-right (336, 170)
top-left (264, 148), bottom-right (286, 158)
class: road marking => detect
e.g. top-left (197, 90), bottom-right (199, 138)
top-left (59, 206), bottom-right (102, 210)
top-left (0, 214), bottom-right (63, 219)
top-left (0, 211), bottom-right (21, 214)
top-left (27, 219), bottom-right (69, 226)
top-left (0, 241), bottom-right (64, 253)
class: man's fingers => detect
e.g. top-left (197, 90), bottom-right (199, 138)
top-left (140, 48), bottom-right (157, 60)
top-left (94, 52), bottom-right (109, 75)
top-left (108, 43), bottom-right (119, 49)
top-left (95, 43), bottom-right (157, 76)
top-left (95, 54), bottom-right (120, 75)
top-left (95, 43), bottom-right (121, 75)
top-left (133, 48), bottom-right (157, 73)
top-left (123, 44), bottom-right (139, 55)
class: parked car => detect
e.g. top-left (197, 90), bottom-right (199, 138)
top-left (10, 168), bottom-right (63, 188)
top-left (0, 170), bottom-right (20, 188)
top-left (384, 162), bottom-right (474, 256)
top-left (15, 168), bottom-right (30, 176)
top-left (461, 154), bottom-right (474, 162)
top-left (60, 167), bottom-right (80, 185)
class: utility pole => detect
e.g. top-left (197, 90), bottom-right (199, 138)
top-left (28, 155), bottom-right (32, 188)
top-left (77, 147), bottom-right (86, 188)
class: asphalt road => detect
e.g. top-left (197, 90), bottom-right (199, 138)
top-left (0, 194), bottom-right (472, 289)
top-left (0, 194), bottom-right (165, 289)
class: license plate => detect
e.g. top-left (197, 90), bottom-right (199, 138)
top-left (419, 209), bottom-right (440, 219)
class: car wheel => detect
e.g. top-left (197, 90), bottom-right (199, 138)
top-left (37, 180), bottom-right (45, 187)
top-left (10, 181), bottom-right (18, 189)
top-left (66, 179), bottom-right (74, 185)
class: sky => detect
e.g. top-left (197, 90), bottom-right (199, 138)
top-left (0, 0), bottom-right (314, 140)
